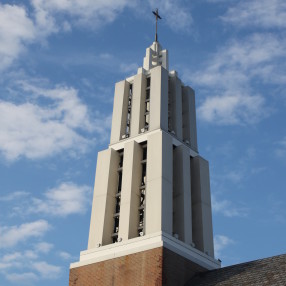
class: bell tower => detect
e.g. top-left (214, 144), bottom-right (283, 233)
top-left (69, 17), bottom-right (220, 285)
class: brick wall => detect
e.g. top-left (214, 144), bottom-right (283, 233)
top-left (69, 247), bottom-right (205, 286)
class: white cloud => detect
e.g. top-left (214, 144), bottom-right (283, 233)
top-left (212, 194), bottom-right (248, 218)
top-left (192, 34), bottom-right (286, 88)
top-left (0, 81), bottom-right (111, 162)
top-left (0, 247), bottom-right (61, 283)
top-left (59, 251), bottom-right (73, 260)
top-left (34, 242), bottom-right (54, 254)
top-left (28, 182), bottom-right (92, 217)
top-left (0, 1), bottom-right (135, 71)
top-left (187, 34), bottom-right (286, 125)
top-left (2, 250), bottom-right (38, 264)
top-left (6, 272), bottom-right (38, 283)
top-left (0, 4), bottom-right (36, 70)
top-left (2, 252), bottom-right (23, 263)
top-left (32, 261), bottom-right (61, 279)
top-left (214, 235), bottom-right (234, 258)
top-left (148, 0), bottom-right (193, 32)
top-left (0, 100), bottom-right (89, 161)
top-left (221, 0), bottom-right (286, 29)
top-left (0, 220), bottom-right (50, 248)
top-left (198, 93), bottom-right (265, 125)
top-left (0, 191), bottom-right (29, 202)
top-left (275, 136), bottom-right (286, 159)
top-left (120, 63), bottom-right (139, 75)
top-left (0, 1), bottom-right (193, 73)
top-left (30, 0), bottom-right (134, 29)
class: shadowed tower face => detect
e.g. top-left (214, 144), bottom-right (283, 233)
top-left (69, 34), bottom-right (220, 286)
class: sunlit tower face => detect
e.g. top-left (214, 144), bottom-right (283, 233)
top-left (70, 16), bottom-right (220, 285)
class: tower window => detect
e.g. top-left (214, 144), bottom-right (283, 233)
top-left (112, 150), bottom-right (123, 243)
top-left (122, 83), bottom-right (133, 139)
top-left (138, 144), bottom-right (147, 237)
top-left (146, 77), bottom-right (151, 88)
top-left (142, 147), bottom-right (147, 161)
top-left (146, 89), bottom-right (150, 100)
top-left (141, 164), bottom-right (146, 186)
top-left (145, 101), bottom-right (150, 113)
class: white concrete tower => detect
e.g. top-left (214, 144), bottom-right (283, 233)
top-left (70, 40), bottom-right (220, 280)
top-left (70, 35), bottom-right (220, 285)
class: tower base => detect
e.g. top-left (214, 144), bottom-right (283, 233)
top-left (69, 246), bottom-right (208, 286)
top-left (69, 232), bottom-right (220, 286)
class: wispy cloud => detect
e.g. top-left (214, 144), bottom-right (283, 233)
top-left (148, 0), bottom-right (193, 32)
top-left (58, 251), bottom-right (73, 261)
top-left (2, 182), bottom-right (92, 218)
top-left (31, 261), bottom-right (61, 279)
top-left (120, 63), bottom-right (139, 75)
top-left (0, 246), bottom-right (61, 283)
top-left (34, 242), bottom-right (54, 254)
top-left (197, 93), bottom-right (265, 125)
top-left (30, 0), bottom-right (135, 30)
top-left (0, 4), bottom-right (36, 71)
top-left (275, 136), bottom-right (286, 159)
top-left (214, 234), bottom-right (234, 258)
top-left (0, 191), bottom-right (29, 202)
top-left (212, 194), bottom-right (248, 218)
top-left (268, 199), bottom-right (286, 224)
top-left (0, 1), bottom-right (194, 74)
top-left (6, 272), bottom-right (38, 283)
top-left (28, 182), bottom-right (92, 217)
top-left (0, 1), bottom-right (135, 71)
top-left (185, 33), bottom-right (286, 125)
top-left (0, 220), bottom-right (50, 249)
top-left (221, 0), bottom-right (286, 29)
top-left (0, 80), bottom-right (111, 162)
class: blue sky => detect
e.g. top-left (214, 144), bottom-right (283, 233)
top-left (0, 0), bottom-right (286, 285)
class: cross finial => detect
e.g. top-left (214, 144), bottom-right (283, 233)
top-left (152, 8), bottom-right (162, 42)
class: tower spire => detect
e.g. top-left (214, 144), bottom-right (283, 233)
top-left (152, 8), bottom-right (162, 42)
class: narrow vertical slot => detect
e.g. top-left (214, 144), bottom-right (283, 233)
top-left (138, 144), bottom-right (147, 236)
top-left (172, 145), bottom-right (180, 241)
top-left (144, 77), bottom-right (151, 131)
top-left (123, 84), bottom-right (133, 139)
top-left (182, 87), bottom-right (191, 145)
top-left (112, 151), bottom-right (123, 243)
top-left (168, 77), bottom-right (172, 132)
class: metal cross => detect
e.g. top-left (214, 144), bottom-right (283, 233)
top-left (152, 8), bottom-right (162, 42)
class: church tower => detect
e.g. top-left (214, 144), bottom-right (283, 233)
top-left (69, 14), bottom-right (220, 285)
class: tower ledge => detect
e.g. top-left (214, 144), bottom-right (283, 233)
top-left (70, 231), bottom-right (220, 270)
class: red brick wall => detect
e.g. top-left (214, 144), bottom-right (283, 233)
top-left (69, 247), bottom-right (205, 286)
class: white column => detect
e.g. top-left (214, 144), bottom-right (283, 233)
top-left (110, 80), bottom-right (129, 144)
top-left (145, 131), bottom-right (173, 235)
top-left (88, 148), bottom-right (119, 248)
top-left (118, 141), bottom-right (142, 240)
top-left (169, 75), bottom-right (183, 140)
top-left (191, 156), bottom-right (214, 257)
top-left (173, 144), bottom-right (192, 244)
top-left (149, 66), bottom-right (169, 132)
top-left (182, 86), bottom-right (198, 151)
top-left (130, 73), bottom-right (146, 137)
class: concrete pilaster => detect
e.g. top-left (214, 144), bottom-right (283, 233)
top-left (110, 80), bottom-right (129, 144)
top-left (173, 145), bottom-right (192, 244)
top-left (182, 86), bottom-right (198, 151)
top-left (88, 148), bottom-right (119, 248)
top-left (169, 75), bottom-right (183, 140)
top-left (191, 156), bottom-right (214, 257)
top-left (149, 66), bottom-right (169, 132)
top-left (145, 131), bottom-right (173, 235)
top-left (130, 73), bottom-right (146, 137)
top-left (118, 141), bottom-right (142, 240)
